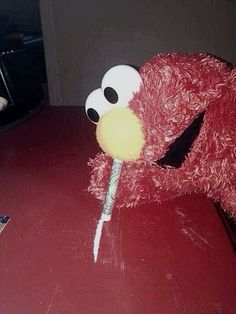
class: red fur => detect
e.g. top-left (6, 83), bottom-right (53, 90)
top-left (88, 54), bottom-right (236, 216)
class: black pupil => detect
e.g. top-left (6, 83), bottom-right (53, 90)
top-left (87, 108), bottom-right (99, 123)
top-left (104, 87), bottom-right (118, 104)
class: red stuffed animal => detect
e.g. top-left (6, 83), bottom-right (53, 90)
top-left (85, 53), bottom-right (236, 217)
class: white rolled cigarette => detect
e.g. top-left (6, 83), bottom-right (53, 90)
top-left (93, 159), bottom-right (123, 262)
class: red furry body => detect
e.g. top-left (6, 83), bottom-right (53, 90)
top-left (88, 54), bottom-right (236, 216)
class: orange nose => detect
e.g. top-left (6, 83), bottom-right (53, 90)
top-left (96, 107), bottom-right (145, 161)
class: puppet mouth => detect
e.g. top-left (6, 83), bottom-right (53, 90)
top-left (156, 112), bottom-right (205, 168)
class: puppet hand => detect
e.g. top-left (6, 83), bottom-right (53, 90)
top-left (88, 154), bottom-right (173, 208)
top-left (88, 153), bottom-right (149, 208)
top-left (218, 187), bottom-right (236, 217)
top-left (88, 153), bottom-right (113, 203)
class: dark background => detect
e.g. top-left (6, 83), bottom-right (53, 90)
top-left (0, 0), bottom-right (41, 33)
top-left (40, 0), bottom-right (236, 106)
top-left (1, 0), bottom-right (236, 107)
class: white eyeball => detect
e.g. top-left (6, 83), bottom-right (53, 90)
top-left (85, 88), bottom-right (112, 124)
top-left (101, 65), bottom-right (142, 107)
top-left (85, 65), bottom-right (142, 124)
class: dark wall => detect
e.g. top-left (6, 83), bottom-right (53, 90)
top-left (40, 0), bottom-right (236, 106)
top-left (0, 0), bottom-right (41, 33)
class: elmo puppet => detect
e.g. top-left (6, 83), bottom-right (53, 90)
top-left (85, 53), bottom-right (236, 217)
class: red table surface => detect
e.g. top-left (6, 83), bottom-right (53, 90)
top-left (0, 107), bottom-right (235, 314)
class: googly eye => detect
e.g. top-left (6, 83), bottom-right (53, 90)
top-left (85, 88), bottom-right (112, 124)
top-left (101, 65), bottom-right (142, 107)
top-left (104, 87), bottom-right (118, 104)
top-left (87, 108), bottom-right (99, 123)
